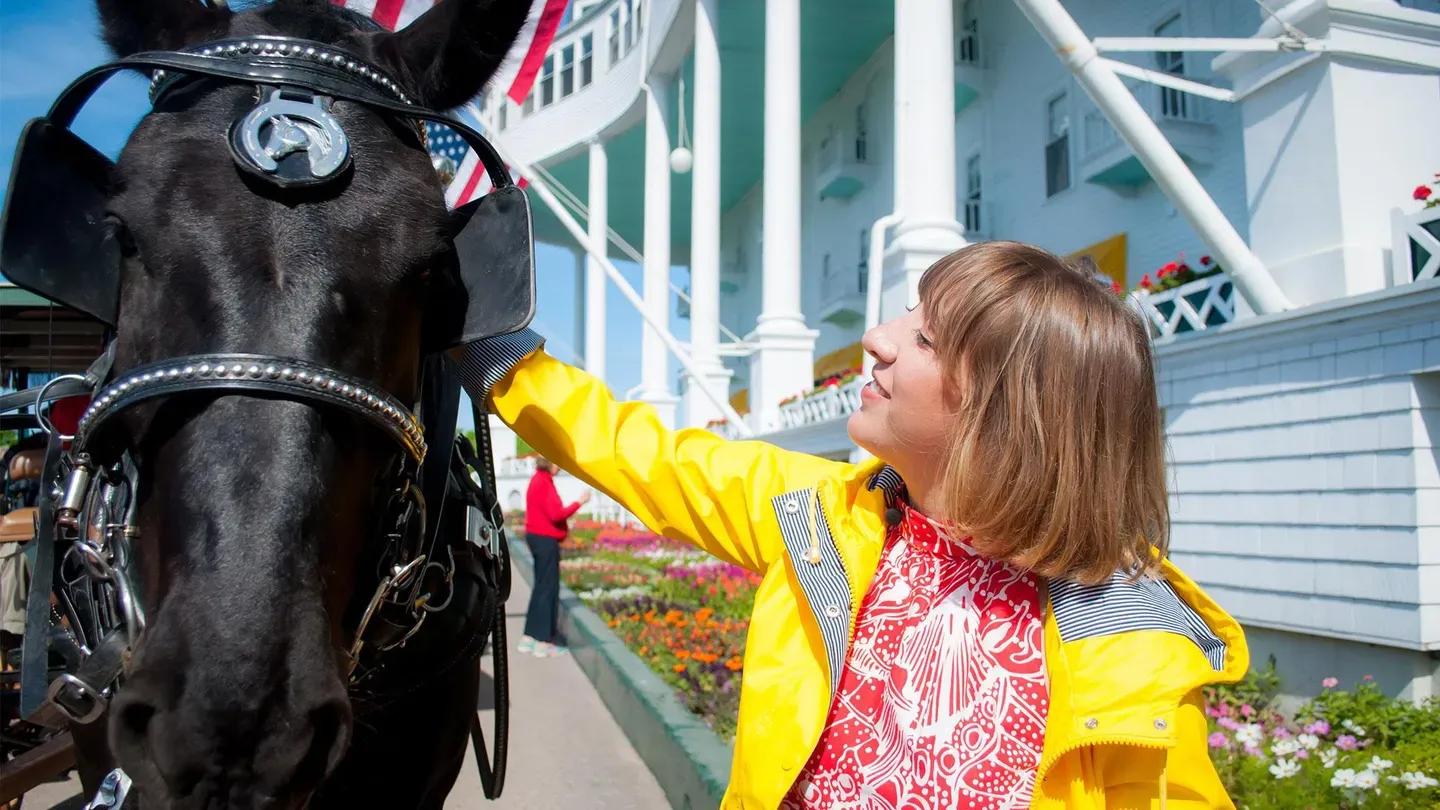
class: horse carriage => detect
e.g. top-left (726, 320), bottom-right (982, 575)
top-left (0, 1), bottom-right (539, 806)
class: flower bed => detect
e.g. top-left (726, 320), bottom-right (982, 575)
top-left (1204, 662), bottom-right (1440, 808)
top-left (558, 524), bottom-right (761, 741)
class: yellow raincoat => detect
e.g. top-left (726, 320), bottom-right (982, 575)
top-left (457, 332), bottom-right (1248, 810)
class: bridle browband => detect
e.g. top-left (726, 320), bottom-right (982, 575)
top-left (9, 32), bottom-right (520, 805)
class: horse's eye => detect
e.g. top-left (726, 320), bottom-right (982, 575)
top-left (105, 215), bottom-right (138, 258)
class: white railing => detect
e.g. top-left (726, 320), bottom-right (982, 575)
top-left (587, 490), bottom-right (644, 527)
top-left (498, 456), bottom-right (539, 477)
top-left (1080, 74), bottom-right (1210, 162)
top-left (1129, 272), bottom-right (1236, 339)
top-left (778, 377), bottom-right (866, 430)
top-left (1391, 206), bottom-right (1440, 286)
top-left (704, 420), bottom-right (742, 440)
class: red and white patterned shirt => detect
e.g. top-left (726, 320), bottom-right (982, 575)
top-left (781, 500), bottom-right (1050, 810)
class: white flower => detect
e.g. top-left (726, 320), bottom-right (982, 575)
top-left (1368, 756), bottom-right (1393, 773)
top-left (1271, 738), bottom-right (1301, 757)
top-left (1400, 771), bottom-right (1440, 791)
top-left (1235, 723), bottom-right (1264, 748)
top-left (1297, 733), bottom-right (1320, 750)
top-left (1320, 747), bottom-right (1339, 769)
top-left (1342, 718), bottom-right (1368, 737)
top-left (1332, 768), bottom-right (1358, 788)
top-left (1353, 769), bottom-right (1379, 789)
top-left (1269, 758), bottom-right (1301, 779)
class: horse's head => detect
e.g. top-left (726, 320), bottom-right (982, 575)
top-left (80, 0), bottom-right (531, 804)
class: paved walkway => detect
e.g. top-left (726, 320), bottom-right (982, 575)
top-left (24, 574), bottom-right (668, 809)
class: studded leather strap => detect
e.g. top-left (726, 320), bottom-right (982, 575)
top-left (75, 353), bottom-right (426, 463)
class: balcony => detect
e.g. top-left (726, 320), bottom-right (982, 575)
top-left (778, 376), bottom-right (866, 430)
top-left (953, 28), bottom-right (989, 113)
top-left (1391, 205), bottom-right (1440, 285)
top-left (815, 127), bottom-right (872, 201)
top-left (1078, 77), bottom-right (1216, 189)
top-left (1129, 272), bottom-right (1236, 339)
top-left (818, 263), bottom-right (868, 328)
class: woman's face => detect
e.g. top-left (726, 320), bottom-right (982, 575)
top-left (848, 303), bottom-right (953, 480)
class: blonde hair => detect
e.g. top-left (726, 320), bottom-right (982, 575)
top-left (918, 241), bottom-right (1169, 585)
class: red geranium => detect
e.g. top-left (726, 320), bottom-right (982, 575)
top-left (1139, 274), bottom-right (1153, 289)
top-left (1200, 255), bottom-right (1212, 266)
top-left (1415, 185), bottom-right (1433, 201)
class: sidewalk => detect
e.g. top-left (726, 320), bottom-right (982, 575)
top-left (24, 572), bottom-right (668, 809)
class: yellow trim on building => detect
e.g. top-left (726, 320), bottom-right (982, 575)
top-left (729, 388), bottom-right (749, 415)
top-left (1066, 232), bottom-right (1128, 289)
top-left (813, 341), bottom-right (864, 381)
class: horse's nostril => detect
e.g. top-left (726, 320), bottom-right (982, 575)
top-left (288, 698), bottom-right (354, 793)
top-left (117, 699), bottom-right (156, 744)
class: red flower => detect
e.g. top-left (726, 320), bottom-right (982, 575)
top-left (1110, 280), bottom-right (1123, 294)
top-left (1140, 274), bottom-right (1153, 288)
top-left (1200, 255), bottom-right (1212, 266)
top-left (1416, 185), bottom-right (1434, 201)
top-left (1158, 262), bottom-right (1179, 278)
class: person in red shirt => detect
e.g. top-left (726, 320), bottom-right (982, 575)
top-left (520, 457), bottom-right (589, 657)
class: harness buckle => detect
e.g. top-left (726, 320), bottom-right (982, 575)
top-left (46, 672), bottom-right (109, 725)
top-left (85, 768), bottom-right (133, 809)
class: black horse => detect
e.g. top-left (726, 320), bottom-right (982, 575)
top-left (29, 0), bottom-right (535, 806)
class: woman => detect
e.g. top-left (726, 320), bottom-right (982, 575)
top-left (520, 456), bottom-right (590, 657)
top-left (453, 241), bottom-right (1246, 809)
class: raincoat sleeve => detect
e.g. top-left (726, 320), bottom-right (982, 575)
top-left (452, 329), bottom-right (847, 573)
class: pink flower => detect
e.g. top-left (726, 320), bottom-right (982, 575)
top-left (1208, 732), bottom-right (1228, 748)
top-left (1304, 720), bottom-right (1331, 736)
top-left (1272, 727), bottom-right (1291, 739)
top-left (1244, 745), bottom-right (1264, 758)
top-left (1336, 735), bottom-right (1359, 751)
top-left (1322, 677), bottom-right (1339, 689)
top-left (1217, 717), bottom-right (1241, 731)
top-left (1363, 674), bottom-right (1373, 682)
top-left (1295, 749), bottom-right (1310, 760)
top-left (1241, 704), bottom-right (1255, 718)
top-left (1206, 706), bottom-right (1224, 718)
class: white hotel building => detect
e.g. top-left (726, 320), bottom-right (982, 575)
top-left (478, 0), bottom-right (1440, 702)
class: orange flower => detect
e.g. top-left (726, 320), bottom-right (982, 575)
top-left (676, 650), bottom-right (691, 659)
top-left (725, 656), bottom-right (744, 671)
top-left (673, 663), bottom-right (687, 672)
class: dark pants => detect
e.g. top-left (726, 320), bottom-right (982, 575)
top-left (524, 533), bottom-right (561, 643)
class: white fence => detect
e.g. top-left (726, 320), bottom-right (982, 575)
top-left (778, 377), bottom-right (866, 430)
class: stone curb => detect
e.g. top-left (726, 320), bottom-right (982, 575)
top-left (511, 539), bottom-right (732, 810)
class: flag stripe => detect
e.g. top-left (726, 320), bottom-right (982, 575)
top-left (506, 0), bottom-right (569, 105)
top-left (371, 0), bottom-right (407, 29)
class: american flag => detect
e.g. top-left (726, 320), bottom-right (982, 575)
top-left (335, 0), bottom-right (565, 206)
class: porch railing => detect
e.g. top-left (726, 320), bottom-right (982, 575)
top-left (1129, 272), bottom-right (1237, 339)
top-left (777, 377), bottom-right (866, 430)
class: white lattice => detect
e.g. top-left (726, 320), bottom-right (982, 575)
top-left (1130, 272), bottom-right (1237, 339)
top-left (777, 377), bottom-right (866, 430)
top-left (1391, 206), bottom-right (1440, 286)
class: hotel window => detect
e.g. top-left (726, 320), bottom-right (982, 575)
top-left (624, 0), bottom-right (635, 52)
top-left (1153, 14), bottom-right (1188, 119)
top-left (858, 229), bottom-right (871, 293)
top-left (854, 103), bottom-right (868, 163)
top-left (522, 90), bottom-right (535, 116)
top-left (497, 99), bottom-right (508, 130)
top-left (560, 43), bottom-right (575, 97)
top-left (540, 54), bottom-right (555, 106)
top-left (580, 33), bottom-right (594, 87)
top-left (609, 9), bottom-right (621, 66)
top-left (1045, 93), bottom-right (1070, 198)
top-left (957, 0), bottom-right (979, 65)
top-left (965, 154), bottom-right (982, 233)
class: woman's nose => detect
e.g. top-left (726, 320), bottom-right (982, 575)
top-left (862, 325), bottom-right (896, 365)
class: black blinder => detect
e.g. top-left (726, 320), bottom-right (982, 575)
top-left (0, 118), bottom-right (121, 326)
top-left (0, 36), bottom-right (536, 348)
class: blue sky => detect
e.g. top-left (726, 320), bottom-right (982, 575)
top-left (0, 0), bottom-right (667, 441)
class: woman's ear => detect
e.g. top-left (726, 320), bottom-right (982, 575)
top-left (95, 0), bottom-right (231, 57)
top-left (371, 0), bottom-right (535, 111)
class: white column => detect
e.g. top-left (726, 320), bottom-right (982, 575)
top-left (881, 0), bottom-right (968, 323)
top-left (685, 0), bottom-right (733, 429)
top-left (1213, 0), bottom-right (1440, 310)
top-left (572, 247), bottom-right (586, 367)
top-left (748, 0), bottom-right (818, 434)
top-left (585, 139), bottom-right (608, 381)
top-left (640, 74), bottom-right (679, 429)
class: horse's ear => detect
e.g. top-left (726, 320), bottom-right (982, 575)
top-left (372, 0), bottom-right (536, 111)
top-left (95, 0), bottom-right (231, 57)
